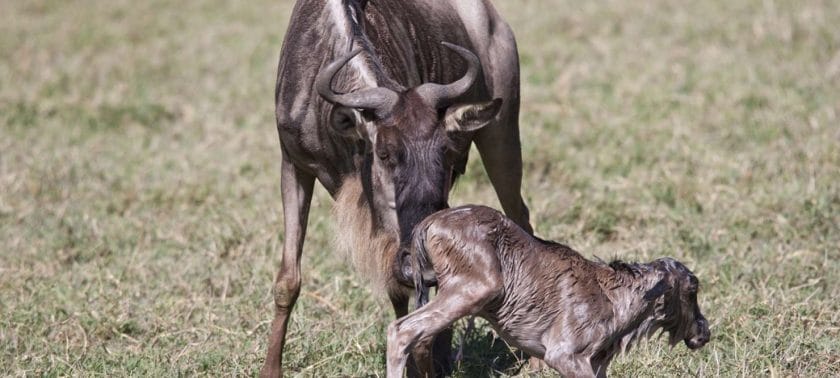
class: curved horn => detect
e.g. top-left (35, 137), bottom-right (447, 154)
top-left (315, 47), bottom-right (398, 117)
top-left (415, 42), bottom-right (481, 108)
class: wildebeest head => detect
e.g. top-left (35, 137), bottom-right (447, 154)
top-left (647, 258), bottom-right (711, 350)
top-left (316, 43), bottom-right (501, 251)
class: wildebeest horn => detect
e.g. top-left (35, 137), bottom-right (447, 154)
top-left (416, 42), bottom-right (480, 108)
top-left (316, 47), bottom-right (398, 117)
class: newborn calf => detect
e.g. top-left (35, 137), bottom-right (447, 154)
top-left (387, 205), bottom-right (710, 377)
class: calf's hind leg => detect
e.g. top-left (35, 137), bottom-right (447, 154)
top-left (386, 283), bottom-right (499, 378)
top-left (545, 350), bottom-right (596, 378)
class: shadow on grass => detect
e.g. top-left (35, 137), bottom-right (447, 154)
top-left (450, 322), bottom-right (530, 377)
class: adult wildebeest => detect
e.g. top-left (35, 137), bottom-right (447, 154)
top-left (263, 0), bottom-right (532, 376)
top-left (388, 205), bottom-right (710, 378)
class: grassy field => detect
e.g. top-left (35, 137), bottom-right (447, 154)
top-left (1, 0), bottom-right (838, 376)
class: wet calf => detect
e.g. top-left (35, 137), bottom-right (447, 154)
top-left (387, 205), bottom-right (710, 378)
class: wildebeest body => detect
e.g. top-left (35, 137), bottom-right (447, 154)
top-left (265, 1), bottom-right (532, 376)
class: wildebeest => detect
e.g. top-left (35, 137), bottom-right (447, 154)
top-left (264, 0), bottom-right (532, 376)
top-left (388, 205), bottom-right (710, 377)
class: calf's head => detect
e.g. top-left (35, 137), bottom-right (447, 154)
top-left (647, 258), bottom-right (711, 350)
top-left (316, 43), bottom-right (500, 248)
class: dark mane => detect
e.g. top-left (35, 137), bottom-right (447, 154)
top-left (341, 0), bottom-right (404, 91)
top-left (608, 259), bottom-right (645, 277)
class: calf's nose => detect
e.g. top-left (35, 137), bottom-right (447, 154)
top-left (687, 326), bottom-right (710, 349)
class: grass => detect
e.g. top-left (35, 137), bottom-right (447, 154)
top-left (1, 0), bottom-right (838, 376)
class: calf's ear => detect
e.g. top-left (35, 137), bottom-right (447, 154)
top-left (644, 279), bottom-right (672, 301)
top-left (444, 98), bottom-right (502, 133)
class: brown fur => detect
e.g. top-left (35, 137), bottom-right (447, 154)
top-left (387, 205), bottom-right (710, 378)
top-left (332, 175), bottom-right (399, 292)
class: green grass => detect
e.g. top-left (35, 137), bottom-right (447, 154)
top-left (1, 0), bottom-right (838, 376)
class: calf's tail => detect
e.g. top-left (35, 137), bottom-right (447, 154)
top-left (411, 223), bottom-right (435, 309)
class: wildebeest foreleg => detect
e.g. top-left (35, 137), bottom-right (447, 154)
top-left (261, 155), bottom-right (315, 378)
top-left (474, 99), bottom-right (532, 235)
top-left (476, 114), bottom-right (533, 233)
top-left (431, 325), bottom-right (453, 377)
top-left (474, 21), bottom-right (532, 235)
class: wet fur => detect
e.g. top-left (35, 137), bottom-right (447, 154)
top-left (387, 205), bottom-right (710, 378)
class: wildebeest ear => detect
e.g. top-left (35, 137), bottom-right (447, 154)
top-left (444, 98), bottom-right (502, 133)
top-left (644, 279), bottom-right (672, 301)
top-left (329, 106), bottom-right (365, 138)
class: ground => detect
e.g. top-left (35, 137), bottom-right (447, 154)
top-left (1, 0), bottom-right (838, 376)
